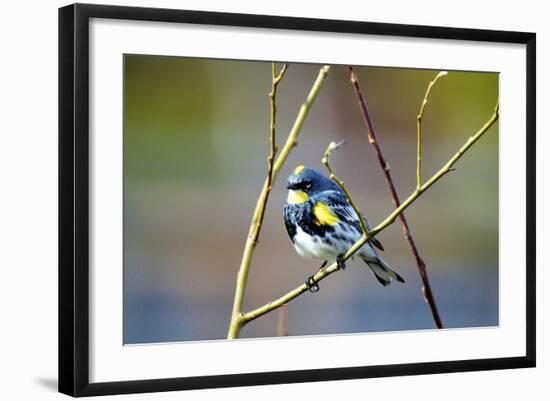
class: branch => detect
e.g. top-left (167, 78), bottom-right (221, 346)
top-left (322, 140), bottom-right (369, 234)
top-left (266, 64), bottom-right (288, 192)
top-left (258, 64), bottom-right (287, 232)
top-left (417, 71), bottom-right (448, 189)
top-left (348, 66), bottom-right (444, 328)
top-left (227, 65), bottom-right (331, 339)
top-left (272, 66), bottom-right (331, 176)
top-left (240, 102), bottom-right (499, 325)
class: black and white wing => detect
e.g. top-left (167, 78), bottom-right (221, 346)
top-left (320, 190), bottom-right (384, 251)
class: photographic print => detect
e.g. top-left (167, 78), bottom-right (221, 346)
top-left (59, 4), bottom-right (535, 395)
top-left (123, 56), bottom-right (499, 344)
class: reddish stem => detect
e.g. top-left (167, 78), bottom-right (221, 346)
top-left (278, 304), bottom-right (288, 336)
top-left (348, 66), bottom-right (444, 329)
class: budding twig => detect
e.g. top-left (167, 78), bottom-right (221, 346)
top-left (322, 140), bottom-right (369, 236)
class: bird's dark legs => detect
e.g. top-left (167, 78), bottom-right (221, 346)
top-left (305, 276), bottom-right (319, 293)
top-left (337, 255), bottom-right (346, 271)
top-left (305, 258), bottom-right (345, 293)
top-left (305, 261), bottom-right (327, 293)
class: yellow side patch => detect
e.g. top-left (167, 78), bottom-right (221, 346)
top-left (287, 190), bottom-right (309, 204)
top-left (293, 165), bottom-right (305, 175)
top-left (313, 202), bottom-right (339, 226)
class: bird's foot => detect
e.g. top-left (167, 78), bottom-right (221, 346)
top-left (305, 275), bottom-right (320, 293)
top-left (337, 255), bottom-right (346, 271)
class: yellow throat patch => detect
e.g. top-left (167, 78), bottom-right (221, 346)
top-left (287, 190), bottom-right (309, 204)
top-left (313, 202), bottom-right (339, 226)
top-left (293, 165), bottom-right (305, 175)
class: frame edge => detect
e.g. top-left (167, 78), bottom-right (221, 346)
top-left (525, 32), bottom-right (536, 368)
top-left (58, 3), bottom-right (77, 397)
top-left (58, 2), bottom-right (537, 396)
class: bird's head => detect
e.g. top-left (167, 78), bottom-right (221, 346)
top-left (286, 165), bottom-right (339, 204)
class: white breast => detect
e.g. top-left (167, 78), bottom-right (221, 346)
top-left (293, 224), bottom-right (380, 264)
top-left (293, 226), bottom-right (338, 261)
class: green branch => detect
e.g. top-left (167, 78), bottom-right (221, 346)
top-left (322, 140), bottom-right (369, 235)
top-left (227, 65), bottom-right (331, 339)
top-left (417, 71), bottom-right (447, 189)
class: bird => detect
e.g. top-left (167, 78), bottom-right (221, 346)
top-left (283, 165), bottom-right (405, 292)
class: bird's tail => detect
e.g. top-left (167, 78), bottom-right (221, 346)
top-left (362, 256), bottom-right (405, 286)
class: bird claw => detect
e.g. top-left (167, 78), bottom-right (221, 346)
top-left (337, 255), bottom-right (346, 271)
top-left (305, 275), bottom-right (320, 293)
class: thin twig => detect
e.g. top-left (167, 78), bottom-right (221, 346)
top-left (259, 64), bottom-right (287, 232)
top-left (266, 64), bottom-right (288, 192)
top-left (273, 71), bottom-right (288, 336)
top-left (227, 65), bottom-right (331, 339)
top-left (322, 140), bottom-right (369, 235)
top-left (240, 102), bottom-right (499, 325)
top-left (417, 71), bottom-right (448, 189)
top-left (348, 66), bottom-right (444, 328)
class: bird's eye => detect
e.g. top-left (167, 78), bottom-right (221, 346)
top-left (304, 182), bottom-right (312, 189)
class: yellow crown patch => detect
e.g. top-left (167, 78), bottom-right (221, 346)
top-left (293, 165), bottom-right (305, 175)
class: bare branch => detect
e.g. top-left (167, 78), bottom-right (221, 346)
top-left (348, 66), bottom-right (444, 328)
top-left (227, 65), bottom-right (331, 339)
top-left (322, 140), bottom-right (369, 235)
top-left (417, 71), bottom-right (448, 189)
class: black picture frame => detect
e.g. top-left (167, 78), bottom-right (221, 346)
top-left (58, 3), bottom-right (536, 397)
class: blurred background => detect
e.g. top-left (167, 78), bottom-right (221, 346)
top-left (123, 55), bottom-right (499, 344)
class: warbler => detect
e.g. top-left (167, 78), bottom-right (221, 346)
top-left (283, 165), bottom-right (405, 292)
